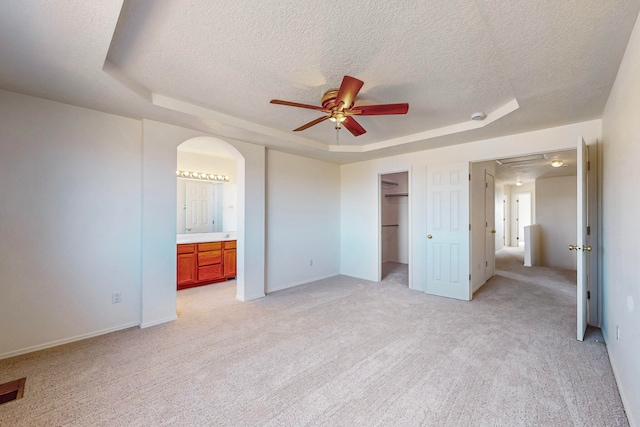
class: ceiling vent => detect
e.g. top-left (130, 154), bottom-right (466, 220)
top-left (496, 154), bottom-right (547, 165)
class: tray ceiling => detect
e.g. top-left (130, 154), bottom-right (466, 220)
top-left (1, 0), bottom-right (639, 163)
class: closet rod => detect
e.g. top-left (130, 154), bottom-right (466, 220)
top-left (381, 224), bottom-right (399, 227)
top-left (385, 192), bottom-right (408, 197)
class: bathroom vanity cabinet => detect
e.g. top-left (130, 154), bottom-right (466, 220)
top-left (177, 240), bottom-right (236, 290)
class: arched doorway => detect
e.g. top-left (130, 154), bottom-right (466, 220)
top-left (176, 136), bottom-right (246, 299)
top-left (140, 121), bottom-right (266, 328)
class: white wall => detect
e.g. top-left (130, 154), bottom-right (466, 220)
top-left (601, 10), bottom-right (640, 426)
top-left (381, 172), bottom-right (409, 264)
top-left (340, 120), bottom-right (601, 294)
top-left (0, 90), bottom-right (142, 358)
top-left (535, 176), bottom-right (577, 270)
top-left (265, 150), bottom-right (340, 292)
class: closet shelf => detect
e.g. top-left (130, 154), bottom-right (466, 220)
top-left (381, 179), bottom-right (399, 186)
top-left (385, 192), bottom-right (408, 197)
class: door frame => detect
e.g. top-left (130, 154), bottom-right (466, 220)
top-left (468, 143), bottom-right (599, 336)
top-left (377, 169), bottom-right (412, 288)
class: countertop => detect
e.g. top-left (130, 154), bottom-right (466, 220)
top-left (176, 232), bottom-right (237, 244)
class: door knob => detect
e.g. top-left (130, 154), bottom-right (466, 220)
top-left (569, 244), bottom-right (578, 251)
top-left (427, 234), bottom-right (432, 239)
top-left (187, 228), bottom-right (192, 231)
top-left (582, 245), bottom-right (592, 252)
top-left (491, 230), bottom-right (496, 234)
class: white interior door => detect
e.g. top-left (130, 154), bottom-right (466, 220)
top-left (426, 163), bottom-right (470, 301)
top-left (577, 137), bottom-right (588, 341)
top-left (185, 180), bottom-right (214, 234)
top-left (485, 173), bottom-right (495, 280)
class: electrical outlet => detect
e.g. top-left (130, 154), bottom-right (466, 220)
top-left (616, 326), bottom-right (620, 342)
top-left (112, 292), bottom-right (122, 304)
top-left (309, 259), bottom-right (313, 266)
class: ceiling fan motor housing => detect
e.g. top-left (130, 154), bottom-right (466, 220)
top-left (321, 89), bottom-right (344, 109)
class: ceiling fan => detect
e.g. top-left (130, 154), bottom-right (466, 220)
top-left (270, 76), bottom-right (409, 137)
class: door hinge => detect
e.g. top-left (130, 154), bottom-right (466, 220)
top-left (587, 161), bottom-right (591, 171)
top-left (587, 291), bottom-right (591, 299)
top-left (469, 224), bottom-right (471, 231)
top-left (485, 182), bottom-right (488, 188)
top-left (469, 274), bottom-right (471, 281)
top-left (587, 226), bottom-right (591, 235)
top-left (469, 174), bottom-right (471, 181)
top-left (486, 261), bottom-right (488, 267)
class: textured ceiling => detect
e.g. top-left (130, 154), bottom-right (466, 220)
top-left (1, 1), bottom-right (639, 163)
top-left (494, 149), bottom-right (577, 184)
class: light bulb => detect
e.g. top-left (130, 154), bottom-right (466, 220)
top-left (176, 170), bottom-right (181, 176)
top-left (182, 171), bottom-right (190, 177)
top-left (516, 180), bottom-right (523, 187)
top-left (550, 159), bottom-right (564, 168)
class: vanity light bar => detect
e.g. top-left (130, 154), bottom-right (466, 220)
top-left (176, 170), bottom-right (230, 182)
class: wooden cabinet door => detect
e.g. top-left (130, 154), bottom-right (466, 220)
top-left (177, 252), bottom-right (197, 289)
top-left (224, 249), bottom-right (236, 278)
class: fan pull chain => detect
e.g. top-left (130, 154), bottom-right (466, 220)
top-left (336, 126), bottom-right (340, 145)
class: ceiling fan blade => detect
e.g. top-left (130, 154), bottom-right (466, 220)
top-left (342, 117), bottom-right (366, 137)
top-left (335, 76), bottom-right (364, 110)
top-left (293, 116), bottom-right (330, 132)
top-left (349, 103), bottom-right (409, 116)
top-left (270, 99), bottom-right (327, 112)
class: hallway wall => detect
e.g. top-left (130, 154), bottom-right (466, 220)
top-left (536, 176), bottom-right (577, 270)
top-left (601, 9), bottom-right (640, 425)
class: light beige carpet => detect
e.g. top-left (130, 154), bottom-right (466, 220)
top-left (0, 250), bottom-right (628, 426)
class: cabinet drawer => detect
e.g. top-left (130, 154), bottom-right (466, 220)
top-left (223, 240), bottom-right (236, 249)
top-left (177, 244), bottom-right (195, 254)
top-left (198, 242), bottom-right (222, 251)
top-left (198, 264), bottom-right (223, 281)
top-left (198, 250), bottom-right (222, 266)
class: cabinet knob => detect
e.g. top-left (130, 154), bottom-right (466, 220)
top-left (427, 234), bottom-right (432, 239)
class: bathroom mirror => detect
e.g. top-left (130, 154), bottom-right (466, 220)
top-left (176, 179), bottom-right (237, 234)
top-left (176, 138), bottom-right (237, 235)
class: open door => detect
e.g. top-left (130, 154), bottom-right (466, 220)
top-left (426, 163), bottom-right (470, 300)
top-left (576, 137), bottom-right (589, 341)
top-left (485, 172), bottom-right (496, 280)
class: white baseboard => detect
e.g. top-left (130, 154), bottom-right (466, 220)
top-left (236, 292), bottom-right (265, 302)
top-left (266, 273), bottom-right (339, 294)
top-left (607, 345), bottom-right (637, 427)
top-left (140, 314), bottom-right (178, 329)
top-left (472, 279), bottom-right (487, 294)
top-left (0, 322), bottom-right (139, 361)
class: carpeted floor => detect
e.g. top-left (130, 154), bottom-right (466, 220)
top-left (381, 261), bottom-right (408, 284)
top-left (0, 250), bottom-right (628, 426)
